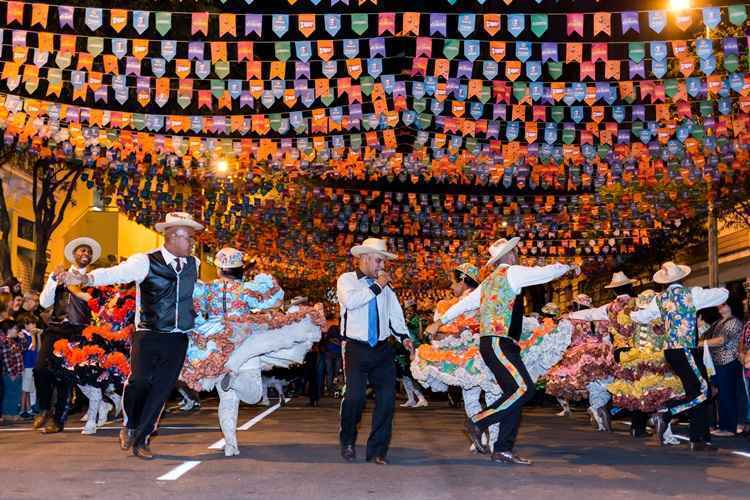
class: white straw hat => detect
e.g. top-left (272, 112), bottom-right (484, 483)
top-left (653, 261), bottom-right (691, 284)
top-left (604, 271), bottom-right (636, 289)
top-left (486, 237), bottom-right (521, 266)
top-left (350, 238), bottom-right (397, 260)
top-left (64, 237), bottom-right (101, 265)
top-left (154, 212), bottom-right (204, 233)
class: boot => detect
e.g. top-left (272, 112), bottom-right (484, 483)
top-left (32, 411), bottom-right (49, 430)
top-left (42, 419), bottom-right (63, 434)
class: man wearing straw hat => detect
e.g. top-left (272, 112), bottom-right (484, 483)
top-left (631, 261), bottom-right (728, 451)
top-left (426, 237), bottom-right (575, 465)
top-left (61, 212), bottom-right (203, 459)
top-left (337, 238), bottom-right (413, 465)
top-left (34, 237), bottom-right (101, 434)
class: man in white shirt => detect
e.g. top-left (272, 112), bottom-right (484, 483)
top-left (426, 238), bottom-right (574, 465)
top-left (337, 238), bottom-right (413, 465)
top-left (34, 237), bottom-right (101, 434)
top-left (60, 212), bottom-right (203, 459)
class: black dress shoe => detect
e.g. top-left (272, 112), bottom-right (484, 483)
top-left (490, 451), bottom-right (533, 465)
top-left (464, 419), bottom-right (489, 454)
top-left (133, 444), bottom-right (154, 460)
top-left (690, 442), bottom-right (718, 452)
top-left (119, 428), bottom-right (136, 451)
top-left (41, 420), bottom-right (63, 434)
top-left (631, 428), bottom-right (648, 438)
top-left (341, 445), bottom-right (356, 462)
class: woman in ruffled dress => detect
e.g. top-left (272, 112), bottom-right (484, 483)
top-left (181, 247), bottom-right (325, 456)
top-left (52, 285), bottom-right (134, 434)
top-left (607, 290), bottom-right (683, 444)
top-left (412, 263), bottom-right (571, 453)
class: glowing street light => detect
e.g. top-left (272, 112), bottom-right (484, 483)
top-left (214, 159), bottom-right (229, 174)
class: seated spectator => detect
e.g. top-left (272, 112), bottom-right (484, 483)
top-left (0, 319), bottom-right (25, 422)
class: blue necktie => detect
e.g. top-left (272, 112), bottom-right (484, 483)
top-left (365, 277), bottom-right (379, 347)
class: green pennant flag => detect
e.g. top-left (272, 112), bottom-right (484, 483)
top-left (465, 137), bottom-right (478, 153)
top-left (597, 144), bottom-right (610, 159)
top-left (444, 39), bottom-right (460, 60)
top-left (269, 114), bottom-right (282, 132)
top-left (724, 53), bottom-right (739, 72)
top-left (664, 79), bottom-right (678, 98)
top-left (87, 37), bottom-right (104, 57)
top-left (177, 92), bottom-right (191, 109)
top-left (320, 94), bottom-right (334, 106)
top-left (728, 4), bottom-right (747, 26)
top-left (210, 80), bottom-right (224, 98)
top-left (479, 86), bottom-right (491, 104)
top-left (691, 127), bottom-right (705, 142)
top-left (628, 42), bottom-right (645, 63)
top-left (530, 14), bottom-right (548, 37)
top-left (512, 82), bottom-right (527, 101)
top-left (133, 114), bottom-right (146, 130)
top-left (551, 106), bottom-right (564, 123)
top-left (214, 61), bottom-right (230, 79)
top-left (350, 134), bottom-right (362, 150)
top-left (360, 77), bottom-right (374, 96)
top-left (547, 61), bottom-right (563, 80)
top-left (155, 12), bottom-right (171, 36)
top-left (699, 100), bottom-right (714, 117)
top-left (351, 14), bottom-right (369, 36)
top-left (412, 98), bottom-right (427, 113)
top-left (562, 126), bottom-right (575, 144)
top-left (417, 113), bottom-right (432, 129)
top-left (275, 42), bottom-right (291, 62)
top-left (631, 121), bottom-right (644, 137)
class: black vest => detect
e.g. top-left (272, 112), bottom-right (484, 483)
top-left (507, 289), bottom-right (526, 341)
top-left (139, 251), bottom-right (197, 333)
top-left (50, 284), bottom-right (91, 326)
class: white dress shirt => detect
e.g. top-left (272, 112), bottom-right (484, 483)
top-left (87, 247), bottom-right (201, 331)
top-left (337, 270), bottom-right (409, 344)
top-left (630, 284), bottom-right (729, 324)
top-left (439, 263), bottom-right (570, 325)
top-left (39, 265), bottom-right (88, 309)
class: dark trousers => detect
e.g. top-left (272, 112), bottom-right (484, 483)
top-left (123, 330), bottom-right (188, 447)
top-left (712, 360), bottom-right (746, 433)
top-left (664, 348), bottom-right (710, 443)
top-left (472, 336), bottom-right (535, 453)
top-left (339, 339), bottom-right (396, 460)
top-left (631, 411), bottom-right (649, 434)
top-left (34, 323), bottom-right (82, 422)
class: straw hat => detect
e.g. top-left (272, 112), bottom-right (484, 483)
top-left (541, 302), bottom-right (560, 317)
top-left (636, 289), bottom-right (657, 309)
top-left (573, 293), bottom-right (593, 308)
top-left (215, 247), bottom-right (244, 269)
top-left (154, 212), bottom-right (204, 233)
top-left (350, 238), bottom-right (397, 260)
top-left (486, 237), bottom-right (521, 266)
top-left (289, 296), bottom-right (308, 306)
top-left (64, 237), bottom-right (101, 265)
top-left (604, 271), bottom-right (636, 289)
top-left (454, 263), bottom-right (480, 283)
top-left (653, 261), bottom-right (691, 284)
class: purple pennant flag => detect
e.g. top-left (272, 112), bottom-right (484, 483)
top-left (621, 12), bottom-right (639, 34)
top-left (94, 86), bottom-right (108, 103)
top-left (430, 14), bottom-right (447, 36)
top-left (350, 103), bottom-right (362, 120)
top-left (281, 138), bottom-right (292, 151)
top-left (617, 129), bottom-right (630, 144)
top-left (240, 91), bottom-right (253, 108)
top-left (447, 78), bottom-right (459, 96)
top-left (629, 60), bottom-right (645, 79)
top-left (12, 30), bottom-right (26, 47)
top-left (301, 89), bottom-right (314, 107)
top-left (245, 15), bottom-right (263, 36)
top-left (487, 122), bottom-right (500, 139)
top-left (137, 77), bottom-right (149, 95)
top-left (58, 6), bottom-right (75, 29)
top-left (457, 60), bottom-right (473, 79)
top-left (370, 37), bottom-right (386, 58)
top-left (188, 42), bottom-right (204, 61)
top-left (595, 83), bottom-right (609, 101)
top-left (493, 104), bottom-right (506, 120)
top-left (67, 107), bottom-right (80, 123)
top-left (541, 42), bottom-right (558, 63)
top-left (295, 62), bottom-right (310, 79)
top-left (648, 11), bottom-right (666, 34)
top-left (331, 0), bottom-right (350, 5)
top-left (132, 11), bottom-right (149, 35)
top-left (294, 79), bottom-right (307, 94)
top-left (722, 37), bottom-right (738, 55)
top-left (393, 81), bottom-right (407, 98)
top-left (125, 57), bottom-right (141, 76)
top-left (632, 105), bottom-right (645, 122)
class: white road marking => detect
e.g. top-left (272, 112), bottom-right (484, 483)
top-left (208, 398), bottom-right (290, 450)
top-left (671, 433), bottom-right (750, 459)
top-left (0, 425), bottom-right (221, 432)
top-left (157, 461), bottom-right (202, 481)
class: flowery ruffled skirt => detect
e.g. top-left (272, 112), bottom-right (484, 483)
top-left (607, 348), bottom-right (685, 413)
top-left (545, 341), bottom-right (616, 401)
top-left (181, 306), bottom-right (324, 400)
top-left (411, 319), bottom-right (572, 396)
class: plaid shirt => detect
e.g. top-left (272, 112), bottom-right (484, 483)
top-left (0, 333), bottom-right (24, 377)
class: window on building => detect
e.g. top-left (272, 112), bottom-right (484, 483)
top-left (17, 217), bottom-right (34, 242)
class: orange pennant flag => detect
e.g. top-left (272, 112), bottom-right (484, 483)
top-left (346, 59), bottom-right (363, 79)
top-left (132, 39), bottom-right (149, 61)
top-left (674, 11), bottom-right (693, 31)
top-left (489, 42), bottom-right (506, 62)
top-left (38, 32), bottom-right (53, 53)
top-left (219, 14), bottom-right (236, 37)
top-left (484, 14), bottom-right (501, 36)
top-left (237, 42), bottom-right (253, 61)
top-left (77, 52), bottom-right (93, 71)
top-left (317, 40), bottom-right (334, 61)
top-left (593, 12), bottom-right (611, 36)
top-left (269, 61), bottom-right (286, 79)
top-left (298, 14), bottom-right (316, 38)
top-left (60, 35), bottom-right (77, 54)
top-left (31, 3), bottom-right (49, 28)
top-left (565, 43), bottom-right (583, 63)
top-left (6, 2), bottom-right (24, 25)
top-left (402, 13), bottom-right (420, 36)
top-left (110, 9), bottom-right (127, 33)
top-left (192, 12), bottom-right (209, 36)
top-left (211, 42), bottom-right (228, 62)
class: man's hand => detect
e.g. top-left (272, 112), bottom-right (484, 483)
top-left (569, 264), bottom-right (582, 277)
top-left (60, 270), bottom-right (89, 286)
top-left (52, 265), bottom-right (66, 280)
top-left (376, 271), bottom-right (391, 289)
top-left (425, 321), bottom-right (441, 336)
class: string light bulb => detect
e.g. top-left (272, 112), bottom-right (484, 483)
top-left (669, 0), bottom-right (691, 10)
top-left (214, 159), bottom-right (229, 174)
